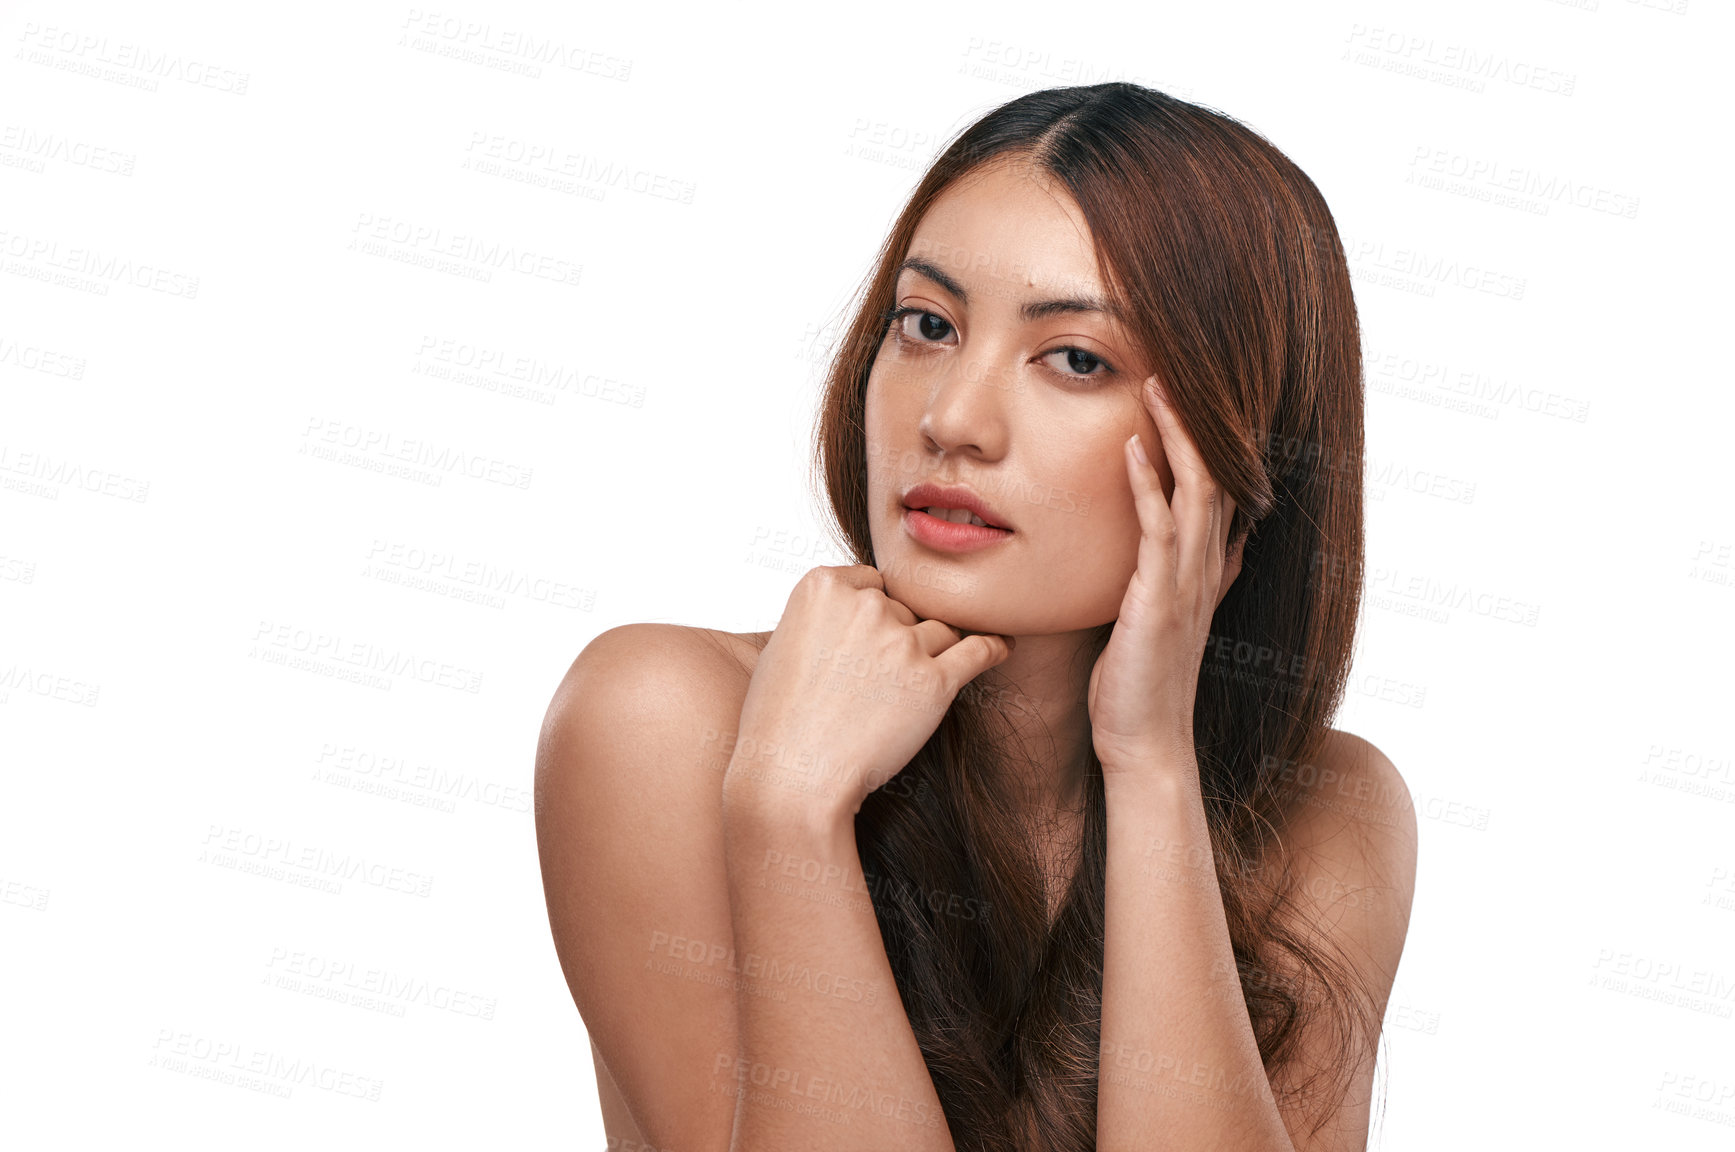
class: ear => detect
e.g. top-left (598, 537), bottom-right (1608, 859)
top-left (1215, 527), bottom-right (1246, 610)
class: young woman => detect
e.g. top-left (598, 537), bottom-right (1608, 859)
top-left (536, 82), bottom-right (1418, 1152)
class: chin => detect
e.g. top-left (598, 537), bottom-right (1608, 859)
top-left (878, 561), bottom-right (998, 627)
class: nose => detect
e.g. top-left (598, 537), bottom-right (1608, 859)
top-left (916, 345), bottom-right (1011, 460)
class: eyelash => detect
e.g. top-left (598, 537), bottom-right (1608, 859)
top-left (880, 305), bottom-right (1116, 381)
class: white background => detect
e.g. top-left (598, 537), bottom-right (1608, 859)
top-left (3, 0), bottom-right (1732, 1147)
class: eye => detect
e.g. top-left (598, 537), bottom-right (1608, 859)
top-left (1041, 346), bottom-right (1113, 380)
top-left (884, 306), bottom-right (955, 345)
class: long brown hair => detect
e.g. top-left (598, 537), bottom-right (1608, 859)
top-left (809, 82), bottom-right (1373, 1151)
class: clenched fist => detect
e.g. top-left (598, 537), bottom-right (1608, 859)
top-left (724, 564), bottom-right (1014, 824)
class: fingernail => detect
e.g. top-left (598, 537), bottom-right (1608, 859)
top-left (1129, 433), bottom-right (1150, 467)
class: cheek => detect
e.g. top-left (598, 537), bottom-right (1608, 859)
top-left (862, 367), bottom-right (920, 559)
top-left (1031, 449), bottom-right (1144, 603)
top-left (864, 357), bottom-right (902, 436)
top-left (864, 365), bottom-right (933, 489)
top-left (1090, 462), bottom-right (1145, 577)
top-left (863, 387), bottom-right (895, 495)
top-left (863, 370), bottom-right (891, 482)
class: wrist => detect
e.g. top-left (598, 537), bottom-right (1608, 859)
top-left (1097, 735), bottom-right (1197, 775)
top-left (722, 762), bottom-right (857, 837)
top-left (1100, 746), bottom-right (1202, 792)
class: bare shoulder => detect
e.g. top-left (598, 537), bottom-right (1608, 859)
top-left (1263, 730), bottom-right (1418, 1147)
top-left (1270, 725), bottom-right (1418, 970)
top-left (1261, 727), bottom-right (1419, 969)
top-left (1291, 728), bottom-right (1417, 846)
top-left (534, 623), bottom-right (747, 823)
top-left (532, 623), bottom-right (770, 1152)
top-left (541, 623), bottom-right (765, 720)
top-left (535, 623), bottom-right (775, 786)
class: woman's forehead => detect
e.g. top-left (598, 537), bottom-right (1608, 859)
top-left (903, 168), bottom-right (1107, 306)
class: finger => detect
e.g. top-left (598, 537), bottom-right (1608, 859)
top-left (1143, 378), bottom-right (1213, 485)
top-left (932, 631), bottom-right (1014, 692)
top-left (911, 618), bottom-right (960, 657)
top-left (881, 596), bottom-right (919, 628)
top-left (1144, 378), bottom-right (1218, 580)
top-left (1125, 428), bottom-right (1179, 592)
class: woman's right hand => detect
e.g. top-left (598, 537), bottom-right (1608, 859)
top-left (724, 564), bottom-right (1014, 824)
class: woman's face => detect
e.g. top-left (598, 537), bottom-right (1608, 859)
top-left (865, 156), bottom-right (1177, 637)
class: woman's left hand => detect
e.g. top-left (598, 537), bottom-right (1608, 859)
top-left (1087, 376), bottom-right (1241, 778)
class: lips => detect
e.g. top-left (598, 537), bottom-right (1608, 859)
top-left (900, 482), bottom-right (1013, 531)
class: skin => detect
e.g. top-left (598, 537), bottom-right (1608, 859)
top-left (538, 151), bottom-right (1415, 1152)
top-left (863, 153), bottom-right (1243, 821)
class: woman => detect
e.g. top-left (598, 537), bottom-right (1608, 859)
top-left (536, 82), bottom-right (1418, 1152)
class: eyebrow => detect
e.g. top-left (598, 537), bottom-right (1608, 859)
top-left (896, 257), bottom-right (1124, 324)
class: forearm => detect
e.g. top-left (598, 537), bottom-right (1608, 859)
top-left (719, 769), bottom-right (956, 1151)
top-left (1096, 764), bottom-right (1295, 1152)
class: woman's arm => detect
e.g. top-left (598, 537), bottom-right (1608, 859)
top-left (1095, 738), bottom-right (1416, 1152)
top-left (1089, 396), bottom-right (1416, 1150)
top-left (1096, 762), bottom-right (1297, 1150)
top-left (535, 624), bottom-right (752, 1152)
top-left (720, 764), bottom-right (957, 1151)
top-left (708, 563), bottom-right (1012, 1151)
top-left (708, 563), bottom-right (1014, 1150)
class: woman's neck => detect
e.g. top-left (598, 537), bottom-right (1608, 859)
top-left (968, 628), bottom-right (1102, 818)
